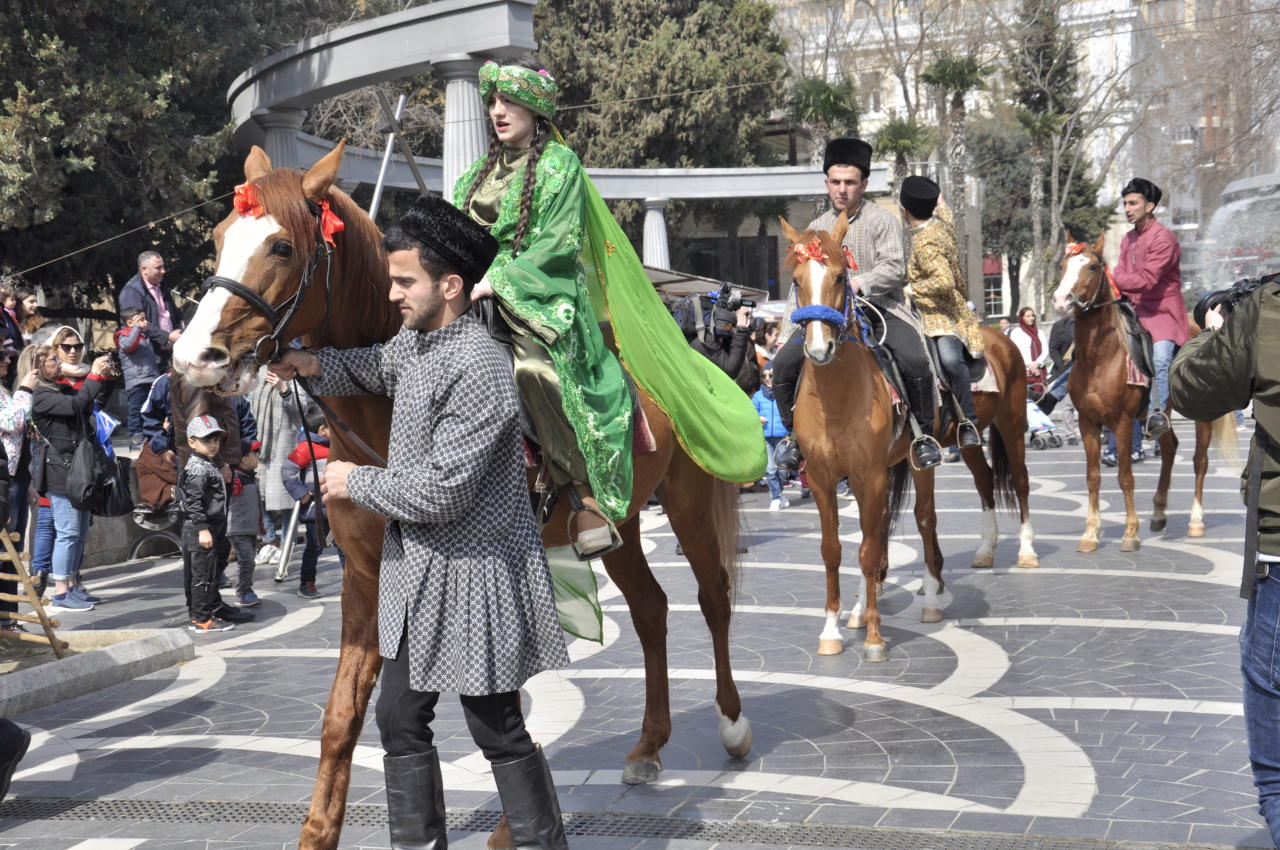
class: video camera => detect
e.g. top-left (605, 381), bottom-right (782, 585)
top-left (670, 281), bottom-right (756, 341)
top-left (1193, 272), bottom-right (1280, 329)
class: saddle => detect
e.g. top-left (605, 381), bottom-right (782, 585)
top-left (1116, 298), bottom-right (1156, 382)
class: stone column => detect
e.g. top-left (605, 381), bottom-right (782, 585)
top-left (253, 108), bottom-right (308, 170)
top-left (435, 55), bottom-right (488, 203)
top-left (643, 198), bottom-right (671, 269)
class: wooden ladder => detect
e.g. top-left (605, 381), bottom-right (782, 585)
top-left (0, 531), bottom-right (66, 658)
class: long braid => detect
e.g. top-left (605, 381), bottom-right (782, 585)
top-left (461, 135), bottom-right (502, 213)
top-left (511, 119), bottom-right (549, 258)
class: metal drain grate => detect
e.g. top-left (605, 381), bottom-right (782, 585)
top-left (0, 798), bottom-right (1227, 849)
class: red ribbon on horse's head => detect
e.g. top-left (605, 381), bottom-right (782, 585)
top-left (317, 199), bottom-right (344, 248)
top-left (233, 183), bottom-right (265, 219)
top-left (1064, 241), bottom-right (1120, 300)
top-left (792, 238), bottom-right (859, 272)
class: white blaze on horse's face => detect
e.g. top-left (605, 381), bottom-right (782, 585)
top-left (173, 213), bottom-right (282, 389)
top-left (1052, 254), bottom-right (1090, 313)
top-left (803, 258), bottom-right (837, 365)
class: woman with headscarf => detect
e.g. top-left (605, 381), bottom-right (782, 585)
top-left (31, 326), bottom-right (116, 612)
top-left (0, 341), bottom-right (38, 631)
top-left (1009, 306), bottom-right (1050, 391)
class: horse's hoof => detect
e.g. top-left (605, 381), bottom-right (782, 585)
top-left (487, 816), bottom-right (514, 849)
top-left (622, 759), bottom-right (662, 785)
top-left (718, 712), bottom-right (752, 759)
top-left (971, 554), bottom-right (994, 568)
top-left (921, 607), bottom-right (943, 623)
top-left (1188, 522), bottom-right (1206, 538)
top-left (1150, 517), bottom-right (1167, 532)
top-left (818, 638), bottom-right (845, 655)
top-left (1016, 554), bottom-right (1040, 569)
top-left (1120, 537), bottom-right (1141, 552)
top-left (1077, 539), bottom-right (1098, 553)
top-left (863, 644), bottom-right (888, 663)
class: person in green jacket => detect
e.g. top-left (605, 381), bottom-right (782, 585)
top-left (454, 59), bottom-right (631, 559)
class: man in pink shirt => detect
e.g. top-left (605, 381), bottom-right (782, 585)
top-left (1112, 177), bottom-right (1186, 440)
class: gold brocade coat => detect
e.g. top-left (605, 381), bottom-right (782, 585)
top-left (905, 214), bottom-right (985, 357)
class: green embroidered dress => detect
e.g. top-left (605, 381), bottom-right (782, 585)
top-left (455, 142), bottom-right (634, 521)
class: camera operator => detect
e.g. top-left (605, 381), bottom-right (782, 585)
top-left (690, 299), bottom-right (758, 395)
top-left (1169, 275), bottom-right (1280, 843)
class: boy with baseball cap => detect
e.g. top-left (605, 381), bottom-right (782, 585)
top-left (180, 415), bottom-right (233, 632)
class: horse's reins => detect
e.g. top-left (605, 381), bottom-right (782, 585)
top-left (1064, 242), bottom-right (1122, 314)
top-left (202, 183), bottom-right (388, 539)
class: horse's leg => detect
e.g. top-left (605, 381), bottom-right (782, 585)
top-left (298, 535), bottom-right (383, 850)
top-left (807, 468), bottom-right (846, 654)
top-left (910, 466), bottom-right (945, 623)
top-left (960, 445), bottom-right (998, 568)
top-left (1078, 415), bottom-right (1104, 553)
top-left (851, 469), bottom-right (890, 662)
top-left (1117, 421), bottom-right (1142, 551)
top-left (600, 514), bottom-right (671, 784)
top-left (998, 411), bottom-right (1039, 568)
top-left (664, 468), bottom-right (751, 758)
top-left (1150, 418), bottom-right (1179, 533)
top-left (1189, 420), bottom-right (1211, 537)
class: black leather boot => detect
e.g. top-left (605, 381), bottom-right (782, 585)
top-left (904, 377), bottom-right (941, 469)
top-left (1036, 393), bottom-right (1059, 415)
top-left (957, 420), bottom-right (982, 449)
top-left (492, 746), bottom-right (568, 850)
top-left (383, 749), bottom-right (447, 850)
top-left (1144, 410), bottom-right (1170, 439)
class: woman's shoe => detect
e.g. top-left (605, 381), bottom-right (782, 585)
top-left (566, 487), bottom-right (621, 561)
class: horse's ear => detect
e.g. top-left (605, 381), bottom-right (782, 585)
top-left (244, 146), bottom-right (272, 182)
top-left (779, 216), bottom-right (803, 245)
top-left (1092, 232), bottom-right (1106, 254)
top-left (832, 209), bottom-right (850, 246)
top-left (302, 140), bottom-right (346, 202)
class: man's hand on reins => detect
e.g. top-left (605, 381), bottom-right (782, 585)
top-left (267, 349), bottom-right (321, 382)
top-left (321, 460), bottom-right (355, 503)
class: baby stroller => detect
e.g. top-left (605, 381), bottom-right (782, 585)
top-left (1026, 394), bottom-right (1062, 449)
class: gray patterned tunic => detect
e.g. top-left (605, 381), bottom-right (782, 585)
top-left (310, 313), bottom-right (569, 695)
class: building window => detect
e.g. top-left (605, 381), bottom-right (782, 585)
top-left (861, 72), bottom-right (882, 113)
top-left (1145, 0), bottom-right (1181, 26)
top-left (853, 0), bottom-right (875, 19)
top-left (982, 254), bottom-right (1003, 316)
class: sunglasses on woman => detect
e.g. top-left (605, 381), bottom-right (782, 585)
top-left (58, 343), bottom-right (84, 352)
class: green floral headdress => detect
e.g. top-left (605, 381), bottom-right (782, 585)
top-left (478, 60), bottom-right (557, 119)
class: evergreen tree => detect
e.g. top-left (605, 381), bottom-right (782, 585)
top-left (0, 1), bottom-right (397, 302)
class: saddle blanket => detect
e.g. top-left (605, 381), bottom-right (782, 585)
top-left (970, 361), bottom-right (999, 394)
top-left (1126, 355), bottom-right (1150, 388)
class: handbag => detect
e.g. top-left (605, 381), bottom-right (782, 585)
top-left (94, 454), bottom-right (134, 518)
top-left (36, 417), bottom-right (114, 513)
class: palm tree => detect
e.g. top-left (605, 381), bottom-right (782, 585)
top-left (921, 54), bottom-right (992, 264)
top-left (872, 116), bottom-right (934, 199)
top-left (787, 77), bottom-right (861, 168)
top-left (1016, 108), bottom-right (1064, 305)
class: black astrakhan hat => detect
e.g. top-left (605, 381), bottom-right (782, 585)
top-left (900, 175), bottom-right (940, 220)
top-left (398, 194), bottom-right (499, 286)
top-left (1121, 177), bottom-right (1162, 206)
top-left (823, 137), bottom-right (873, 177)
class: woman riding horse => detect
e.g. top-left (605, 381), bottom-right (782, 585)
top-left (454, 58), bottom-right (631, 559)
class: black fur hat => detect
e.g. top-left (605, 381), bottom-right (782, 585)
top-left (1121, 177), bottom-right (1162, 206)
top-left (900, 175), bottom-right (940, 220)
top-left (823, 137), bottom-right (873, 178)
top-left (398, 194), bottom-right (498, 286)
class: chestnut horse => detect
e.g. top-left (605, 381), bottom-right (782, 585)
top-left (1050, 234), bottom-right (1236, 551)
top-left (172, 144), bottom-right (751, 850)
top-left (780, 214), bottom-right (1034, 661)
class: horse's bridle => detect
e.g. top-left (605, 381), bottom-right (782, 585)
top-left (201, 199), bottom-right (336, 366)
top-left (1064, 243), bottom-right (1121, 314)
top-left (788, 240), bottom-right (879, 346)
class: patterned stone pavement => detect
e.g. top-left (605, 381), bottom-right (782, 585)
top-left (0, 420), bottom-right (1270, 849)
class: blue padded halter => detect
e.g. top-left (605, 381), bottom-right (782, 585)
top-left (790, 280), bottom-right (879, 347)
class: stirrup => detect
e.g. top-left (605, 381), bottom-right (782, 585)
top-left (565, 485), bottom-right (622, 561)
top-left (909, 434), bottom-right (943, 471)
top-left (957, 419), bottom-right (983, 449)
top-left (1144, 411), bottom-right (1170, 439)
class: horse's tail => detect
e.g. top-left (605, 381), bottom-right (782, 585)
top-left (885, 459), bottom-right (912, 536)
top-left (709, 476), bottom-right (743, 605)
top-left (988, 425), bottom-right (1019, 513)
top-left (1210, 412), bottom-right (1242, 470)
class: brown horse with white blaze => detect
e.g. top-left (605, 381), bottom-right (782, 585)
top-left (173, 143), bottom-right (752, 850)
top-left (1050, 233), bottom-right (1236, 551)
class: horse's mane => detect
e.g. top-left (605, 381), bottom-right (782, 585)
top-left (254, 168), bottom-right (401, 348)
